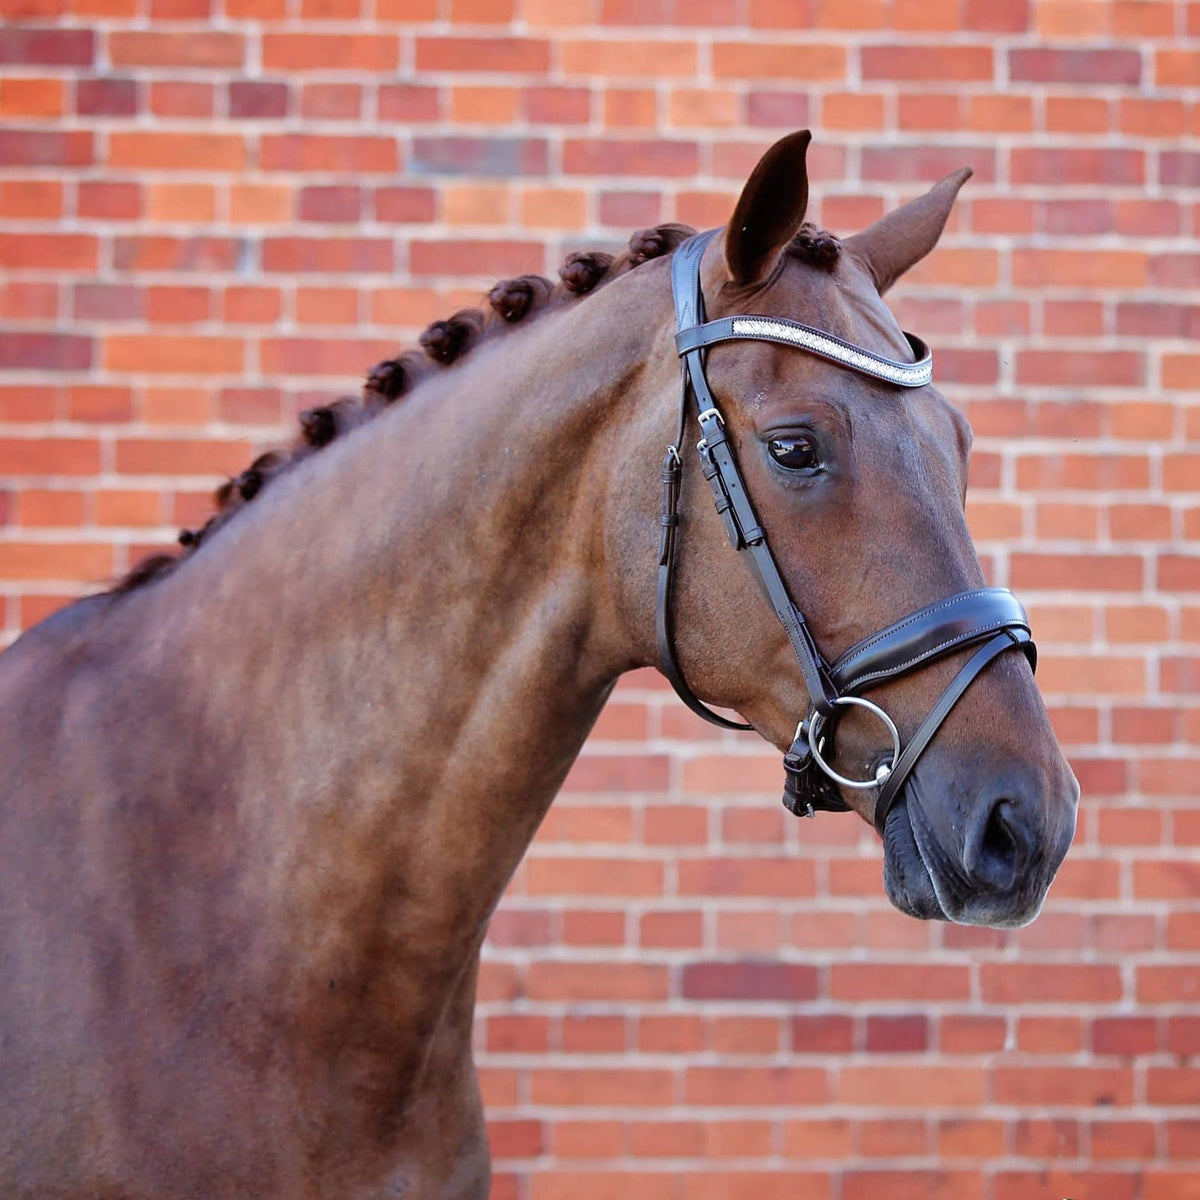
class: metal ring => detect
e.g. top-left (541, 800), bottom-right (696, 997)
top-left (807, 696), bottom-right (901, 790)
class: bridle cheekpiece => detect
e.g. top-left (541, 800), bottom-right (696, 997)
top-left (657, 230), bottom-right (1036, 833)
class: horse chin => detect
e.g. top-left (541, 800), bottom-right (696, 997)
top-left (880, 795), bottom-right (948, 922)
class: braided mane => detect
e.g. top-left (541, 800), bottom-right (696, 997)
top-left (115, 222), bottom-right (840, 594)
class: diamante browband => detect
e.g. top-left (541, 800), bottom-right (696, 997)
top-left (673, 315), bottom-right (933, 389)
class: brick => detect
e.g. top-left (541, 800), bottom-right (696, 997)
top-left (0, 77), bottom-right (65, 117)
top-left (377, 85), bottom-right (440, 122)
top-left (1, 281), bottom-right (58, 321)
top-left (563, 39), bottom-right (698, 78)
top-left (16, 489), bottom-right (86, 528)
top-left (261, 34), bottom-right (398, 71)
top-left (0, 234), bottom-right (97, 272)
top-left (0, 27), bottom-right (93, 65)
top-left (104, 336), bottom-right (243, 377)
top-left (686, 1066), bottom-right (829, 1106)
top-left (294, 287), bottom-right (357, 327)
top-left (262, 237), bottom-right (391, 274)
top-left (993, 1066), bottom-right (1133, 1107)
top-left (228, 81), bottom-right (288, 119)
top-left (489, 1118), bottom-right (543, 1160)
top-left (113, 237), bottom-right (238, 273)
top-left (941, 1015), bottom-right (1006, 1054)
top-left (831, 964), bottom-right (969, 1001)
top-left (74, 284), bottom-right (143, 322)
top-left (1045, 95), bottom-right (1109, 133)
top-left (1148, 1068), bottom-right (1200, 1105)
top-left (109, 132), bottom-right (244, 172)
top-left (865, 1015), bottom-right (928, 1053)
top-left (0, 129), bottom-right (92, 168)
top-left (0, 542), bottom-right (112, 581)
top-left (1013, 148), bottom-right (1143, 186)
top-left (1016, 351), bottom-right (1143, 388)
top-left (412, 137), bottom-right (547, 177)
top-left (1117, 198), bottom-right (1181, 237)
top-left (523, 85), bottom-right (590, 125)
top-left (712, 42), bottom-right (845, 81)
top-left (374, 187), bottom-right (437, 225)
top-left (678, 857), bottom-right (815, 898)
top-left (415, 36), bottom-right (549, 73)
top-left (838, 1066), bottom-right (984, 1107)
top-left (147, 183), bottom-right (215, 224)
top-left (561, 1014), bottom-right (625, 1053)
top-left (682, 961), bottom-right (817, 1001)
top-left (1157, 50), bottom-right (1200, 87)
top-left (149, 82), bottom-right (212, 118)
top-left (109, 32), bottom-right (243, 67)
top-left (78, 182), bottom-right (140, 221)
top-left (862, 146), bottom-right (996, 185)
top-left (1009, 46), bottom-right (1142, 84)
top-left (862, 44), bottom-right (993, 80)
top-left (981, 963), bottom-right (1122, 1003)
top-left (261, 136), bottom-right (399, 174)
top-left (1120, 97), bottom-right (1188, 138)
top-left (0, 332), bottom-right (92, 371)
top-left (564, 138), bottom-right (698, 178)
top-left (96, 490), bottom-right (161, 528)
top-left (1015, 249), bottom-right (1149, 289)
top-left (259, 337), bottom-right (396, 378)
top-left (0, 180), bottom-right (63, 220)
top-left (686, 1173), bottom-right (833, 1200)
top-left (532, 1067), bottom-right (673, 1106)
top-left (299, 83), bottom-right (361, 121)
top-left (526, 857), bottom-right (662, 896)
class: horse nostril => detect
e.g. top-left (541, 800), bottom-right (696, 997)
top-left (964, 798), bottom-right (1025, 893)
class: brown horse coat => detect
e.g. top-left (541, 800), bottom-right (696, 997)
top-left (0, 132), bottom-right (1076, 1198)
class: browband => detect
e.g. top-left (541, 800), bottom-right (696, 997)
top-left (676, 318), bottom-right (933, 389)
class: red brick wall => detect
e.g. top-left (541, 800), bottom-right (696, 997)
top-left (2, 0), bottom-right (1198, 1194)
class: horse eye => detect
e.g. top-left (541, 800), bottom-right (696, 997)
top-left (768, 436), bottom-right (820, 472)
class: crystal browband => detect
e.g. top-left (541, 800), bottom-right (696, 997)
top-left (674, 316), bottom-right (933, 389)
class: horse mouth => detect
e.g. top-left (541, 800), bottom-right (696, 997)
top-left (881, 775), bottom-right (1068, 928)
top-left (881, 796), bottom-right (949, 921)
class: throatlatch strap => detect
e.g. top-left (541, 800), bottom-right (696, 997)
top-left (655, 443), bottom-right (752, 733)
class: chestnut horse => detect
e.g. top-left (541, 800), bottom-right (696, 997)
top-left (0, 132), bottom-right (1077, 1197)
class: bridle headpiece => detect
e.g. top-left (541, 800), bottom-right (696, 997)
top-left (657, 230), bottom-right (1036, 832)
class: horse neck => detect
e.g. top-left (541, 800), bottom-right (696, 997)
top-left (122, 262), bottom-right (675, 974)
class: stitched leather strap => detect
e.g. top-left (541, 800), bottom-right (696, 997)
top-left (667, 230), bottom-right (838, 720)
top-left (676, 318), bottom-right (932, 389)
top-left (832, 588), bottom-right (1035, 694)
top-left (656, 444), bottom-right (752, 732)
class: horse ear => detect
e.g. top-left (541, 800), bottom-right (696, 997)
top-left (844, 167), bottom-right (972, 296)
top-left (724, 129), bottom-right (812, 287)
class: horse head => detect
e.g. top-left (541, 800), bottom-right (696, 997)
top-left (625, 131), bottom-right (1078, 927)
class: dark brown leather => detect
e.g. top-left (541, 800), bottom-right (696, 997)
top-left (831, 588), bottom-right (1034, 693)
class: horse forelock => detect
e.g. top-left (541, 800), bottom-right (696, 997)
top-left (112, 219), bottom-right (841, 595)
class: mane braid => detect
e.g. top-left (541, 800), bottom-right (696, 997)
top-left (109, 223), bottom-right (698, 595)
top-left (787, 223), bottom-right (841, 271)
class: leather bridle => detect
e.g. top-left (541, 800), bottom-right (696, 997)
top-left (657, 230), bottom-right (1037, 834)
